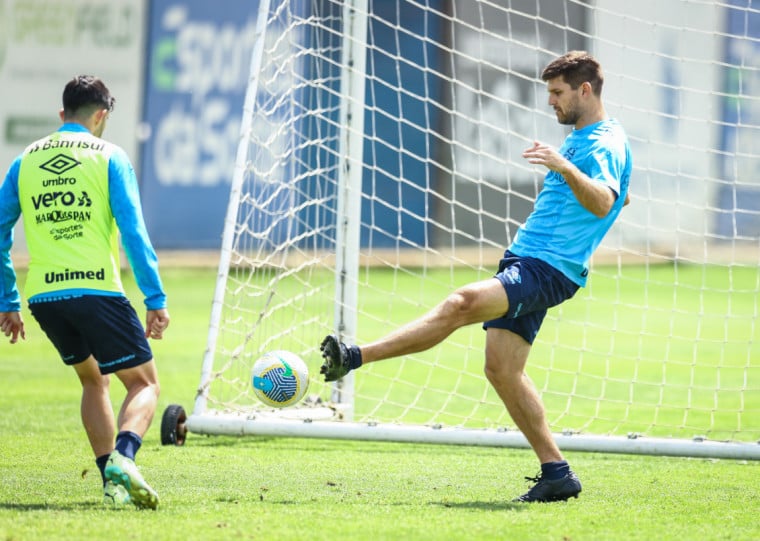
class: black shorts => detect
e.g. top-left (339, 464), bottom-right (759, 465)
top-left (483, 251), bottom-right (579, 344)
top-left (29, 295), bottom-right (153, 374)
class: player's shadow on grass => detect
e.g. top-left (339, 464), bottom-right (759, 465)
top-left (432, 501), bottom-right (530, 511)
top-left (0, 501), bottom-right (105, 511)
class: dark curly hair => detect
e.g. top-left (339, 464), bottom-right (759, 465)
top-left (62, 75), bottom-right (115, 119)
top-left (541, 51), bottom-right (604, 96)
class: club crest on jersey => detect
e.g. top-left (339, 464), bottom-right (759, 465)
top-left (503, 266), bottom-right (522, 284)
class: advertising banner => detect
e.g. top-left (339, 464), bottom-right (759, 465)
top-left (0, 0), bottom-right (145, 254)
top-left (140, 1), bottom-right (260, 248)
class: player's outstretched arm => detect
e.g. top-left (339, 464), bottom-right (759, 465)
top-left (145, 308), bottom-right (170, 340)
top-left (0, 311), bottom-right (25, 344)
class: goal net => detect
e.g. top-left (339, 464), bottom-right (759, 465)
top-left (183, 0), bottom-right (760, 460)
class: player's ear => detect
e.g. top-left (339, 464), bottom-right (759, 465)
top-left (59, 109), bottom-right (65, 122)
top-left (92, 108), bottom-right (109, 130)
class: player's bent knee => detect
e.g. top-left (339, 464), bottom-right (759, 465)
top-left (483, 349), bottom-right (524, 386)
top-left (483, 359), bottom-right (503, 385)
top-left (442, 288), bottom-right (481, 323)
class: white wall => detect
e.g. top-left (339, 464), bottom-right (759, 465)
top-left (592, 0), bottom-right (726, 252)
top-left (0, 0), bottom-right (146, 254)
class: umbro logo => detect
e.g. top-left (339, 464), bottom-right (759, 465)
top-left (39, 154), bottom-right (81, 175)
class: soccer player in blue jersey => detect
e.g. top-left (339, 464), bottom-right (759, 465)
top-left (0, 76), bottom-right (169, 509)
top-left (320, 51), bottom-right (632, 503)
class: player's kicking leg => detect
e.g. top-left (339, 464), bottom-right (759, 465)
top-left (320, 278), bottom-right (510, 381)
top-left (106, 360), bottom-right (161, 509)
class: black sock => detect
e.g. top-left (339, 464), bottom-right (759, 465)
top-left (96, 454), bottom-right (110, 487)
top-left (348, 345), bottom-right (363, 369)
top-left (114, 431), bottom-right (142, 461)
top-left (541, 460), bottom-right (570, 480)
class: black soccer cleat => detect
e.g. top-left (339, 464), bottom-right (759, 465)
top-left (319, 334), bottom-right (353, 382)
top-left (513, 470), bottom-right (582, 503)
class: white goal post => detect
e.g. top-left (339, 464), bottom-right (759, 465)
top-left (173, 0), bottom-right (760, 461)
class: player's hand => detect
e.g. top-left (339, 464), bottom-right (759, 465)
top-left (522, 140), bottom-right (568, 173)
top-left (145, 308), bottom-right (170, 340)
top-left (0, 311), bottom-right (25, 344)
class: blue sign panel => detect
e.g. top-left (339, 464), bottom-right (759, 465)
top-left (140, 1), bottom-right (260, 248)
top-left (363, 0), bottom-right (445, 249)
top-left (717, 0), bottom-right (760, 239)
top-left (140, 0), bottom-right (445, 250)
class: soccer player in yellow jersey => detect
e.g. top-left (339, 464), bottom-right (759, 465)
top-left (0, 76), bottom-right (169, 509)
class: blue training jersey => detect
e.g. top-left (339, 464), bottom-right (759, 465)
top-left (509, 118), bottom-right (632, 287)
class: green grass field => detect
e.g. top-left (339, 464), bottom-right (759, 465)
top-left (210, 262), bottom-right (760, 442)
top-left (1, 267), bottom-right (758, 541)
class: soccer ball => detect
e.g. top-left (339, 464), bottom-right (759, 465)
top-left (251, 350), bottom-right (309, 408)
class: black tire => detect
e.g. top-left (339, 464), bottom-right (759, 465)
top-left (160, 404), bottom-right (188, 446)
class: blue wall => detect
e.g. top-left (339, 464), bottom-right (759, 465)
top-left (140, 0), bottom-right (261, 248)
top-left (140, 0), bottom-right (446, 250)
top-left (361, 1), bottom-right (445, 248)
top-left (716, 0), bottom-right (760, 239)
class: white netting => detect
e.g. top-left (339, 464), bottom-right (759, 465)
top-left (192, 0), bottom-right (760, 451)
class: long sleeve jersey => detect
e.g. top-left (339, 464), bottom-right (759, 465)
top-left (0, 123), bottom-right (166, 311)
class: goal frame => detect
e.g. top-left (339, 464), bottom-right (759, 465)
top-left (179, 0), bottom-right (760, 461)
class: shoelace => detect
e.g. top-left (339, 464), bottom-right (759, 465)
top-left (524, 473), bottom-right (543, 484)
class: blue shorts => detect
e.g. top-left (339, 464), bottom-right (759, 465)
top-left (29, 295), bottom-right (153, 374)
top-left (483, 251), bottom-right (579, 344)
